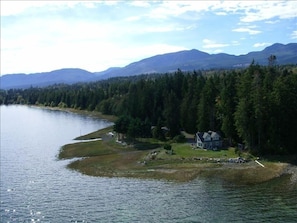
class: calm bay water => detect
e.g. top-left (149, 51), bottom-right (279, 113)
top-left (1, 105), bottom-right (296, 223)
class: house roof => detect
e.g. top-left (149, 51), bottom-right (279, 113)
top-left (197, 131), bottom-right (221, 142)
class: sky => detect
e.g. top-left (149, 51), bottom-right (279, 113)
top-left (1, 0), bottom-right (296, 75)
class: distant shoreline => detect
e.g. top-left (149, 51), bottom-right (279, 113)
top-left (31, 105), bottom-right (117, 122)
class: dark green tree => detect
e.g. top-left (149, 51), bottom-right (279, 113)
top-left (268, 54), bottom-right (277, 66)
top-left (234, 65), bottom-right (255, 150)
top-left (197, 77), bottom-right (218, 131)
top-left (216, 72), bottom-right (238, 145)
top-left (163, 90), bottom-right (180, 137)
top-left (113, 115), bottom-right (131, 135)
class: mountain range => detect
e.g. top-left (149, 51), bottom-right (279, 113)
top-left (1, 43), bottom-right (296, 89)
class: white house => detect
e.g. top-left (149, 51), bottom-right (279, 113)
top-left (196, 131), bottom-right (222, 150)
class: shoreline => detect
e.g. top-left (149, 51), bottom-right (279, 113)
top-left (59, 126), bottom-right (297, 186)
top-left (29, 105), bottom-right (296, 185)
top-left (18, 105), bottom-right (296, 185)
top-left (31, 105), bottom-right (118, 122)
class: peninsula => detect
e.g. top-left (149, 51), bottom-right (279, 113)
top-left (59, 125), bottom-right (297, 185)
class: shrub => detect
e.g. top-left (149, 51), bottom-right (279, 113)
top-left (163, 144), bottom-right (172, 151)
top-left (173, 134), bottom-right (186, 143)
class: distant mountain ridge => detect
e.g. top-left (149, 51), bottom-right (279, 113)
top-left (1, 43), bottom-right (296, 89)
top-left (1, 68), bottom-right (94, 89)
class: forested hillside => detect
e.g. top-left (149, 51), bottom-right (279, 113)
top-left (1, 64), bottom-right (297, 155)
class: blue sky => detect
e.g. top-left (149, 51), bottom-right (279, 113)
top-left (1, 0), bottom-right (296, 74)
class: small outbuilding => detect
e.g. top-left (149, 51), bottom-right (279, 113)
top-left (196, 131), bottom-right (222, 150)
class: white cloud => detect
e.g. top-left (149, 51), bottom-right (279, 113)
top-left (253, 42), bottom-right (271, 48)
top-left (215, 12), bottom-right (228, 16)
top-left (143, 24), bottom-right (195, 33)
top-left (291, 31), bottom-right (297, 39)
top-left (143, 25), bottom-right (180, 33)
top-left (231, 40), bottom-right (240, 46)
top-left (126, 44), bottom-right (188, 59)
top-left (125, 16), bottom-right (142, 22)
top-left (213, 49), bottom-right (224, 54)
top-left (0, 1), bottom-right (114, 16)
top-left (4, 1), bottom-right (295, 23)
top-left (1, 1), bottom-right (44, 16)
top-left (232, 27), bottom-right (261, 35)
top-left (3, 44), bottom-right (187, 74)
top-left (202, 39), bottom-right (229, 49)
top-left (148, 1), bottom-right (213, 19)
top-left (103, 1), bottom-right (119, 6)
top-left (265, 20), bottom-right (280, 24)
top-left (129, 1), bottom-right (151, 8)
top-left (0, 1), bottom-right (79, 16)
top-left (146, 1), bottom-right (297, 23)
top-left (1, 1), bottom-right (295, 74)
top-left (231, 41), bottom-right (240, 46)
top-left (212, 1), bottom-right (297, 22)
top-left (239, 1), bottom-right (297, 22)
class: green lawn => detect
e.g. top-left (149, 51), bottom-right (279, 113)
top-left (59, 140), bottom-right (112, 159)
top-left (67, 126), bottom-right (248, 161)
top-left (172, 144), bottom-right (237, 158)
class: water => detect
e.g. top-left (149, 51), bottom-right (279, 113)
top-left (1, 105), bottom-right (296, 222)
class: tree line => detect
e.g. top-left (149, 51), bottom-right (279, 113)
top-left (1, 64), bottom-right (297, 155)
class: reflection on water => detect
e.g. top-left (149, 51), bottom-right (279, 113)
top-left (1, 105), bottom-right (296, 222)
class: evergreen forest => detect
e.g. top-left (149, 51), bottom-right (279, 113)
top-left (1, 63), bottom-right (297, 156)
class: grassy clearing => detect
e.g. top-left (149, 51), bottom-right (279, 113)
top-left (59, 140), bottom-right (115, 159)
top-left (170, 144), bottom-right (237, 158)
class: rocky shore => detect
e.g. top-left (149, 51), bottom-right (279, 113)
top-left (283, 164), bottom-right (297, 184)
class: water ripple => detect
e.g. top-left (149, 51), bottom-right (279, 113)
top-left (1, 106), bottom-right (296, 223)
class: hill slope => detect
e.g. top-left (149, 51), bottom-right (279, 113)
top-left (94, 43), bottom-right (297, 80)
top-left (1, 68), bottom-right (94, 89)
top-left (1, 43), bottom-right (296, 89)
